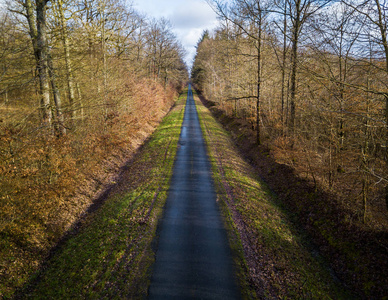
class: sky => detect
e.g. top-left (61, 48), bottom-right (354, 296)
top-left (133, 0), bottom-right (219, 69)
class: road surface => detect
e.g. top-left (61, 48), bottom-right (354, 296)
top-left (148, 85), bottom-right (240, 299)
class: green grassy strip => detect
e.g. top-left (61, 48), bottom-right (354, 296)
top-left (19, 91), bottom-right (187, 299)
top-left (193, 90), bottom-right (352, 299)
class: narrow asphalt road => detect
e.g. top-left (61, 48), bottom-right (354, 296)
top-left (148, 85), bottom-right (240, 299)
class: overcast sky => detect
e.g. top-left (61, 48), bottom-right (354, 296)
top-left (133, 0), bottom-right (219, 69)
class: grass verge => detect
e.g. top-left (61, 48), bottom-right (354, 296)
top-left (14, 90), bottom-right (187, 299)
top-left (193, 90), bottom-right (353, 299)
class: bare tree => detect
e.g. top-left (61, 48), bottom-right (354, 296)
top-left (53, 0), bottom-right (75, 122)
top-left (209, 0), bottom-right (271, 144)
top-left (286, 0), bottom-right (330, 132)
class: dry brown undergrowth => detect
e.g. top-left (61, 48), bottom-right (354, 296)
top-left (0, 78), bottom-right (180, 297)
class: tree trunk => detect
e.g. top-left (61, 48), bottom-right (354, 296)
top-left (48, 54), bottom-right (66, 136)
top-left (256, 29), bottom-right (262, 145)
top-left (281, 0), bottom-right (287, 131)
top-left (289, 0), bottom-right (302, 134)
top-left (256, 2), bottom-right (263, 145)
top-left (36, 0), bottom-right (52, 126)
top-left (374, 0), bottom-right (388, 209)
top-left (76, 82), bottom-right (84, 122)
top-left (4, 90), bottom-right (8, 105)
top-left (289, 31), bottom-right (298, 133)
top-left (25, 0), bottom-right (38, 57)
top-left (57, 0), bottom-right (76, 122)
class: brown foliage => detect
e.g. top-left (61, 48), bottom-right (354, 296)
top-left (0, 78), bottom-right (177, 297)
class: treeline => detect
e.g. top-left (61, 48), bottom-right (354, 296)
top-left (0, 0), bottom-right (187, 297)
top-left (193, 0), bottom-right (387, 225)
top-left (192, 0), bottom-right (387, 297)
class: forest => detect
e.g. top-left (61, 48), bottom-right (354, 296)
top-left (192, 0), bottom-right (388, 297)
top-left (0, 0), bottom-right (187, 296)
top-left (1, 0), bottom-right (388, 298)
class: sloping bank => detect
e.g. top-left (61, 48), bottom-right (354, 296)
top-left (13, 91), bottom-right (187, 299)
top-left (193, 89), bottom-right (353, 299)
top-left (1, 81), bottom-right (180, 298)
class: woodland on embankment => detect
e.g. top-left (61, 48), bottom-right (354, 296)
top-left (192, 0), bottom-right (388, 298)
top-left (0, 0), bottom-right (187, 296)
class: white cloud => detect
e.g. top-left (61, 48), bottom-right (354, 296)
top-left (175, 27), bottom-right (210, 66)
top-left (133, 0), bottom-right (219, 69)
top-left (168, 1), bottom-right (218, 29)
top-left (170, 1), bottom-right (218, 68)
